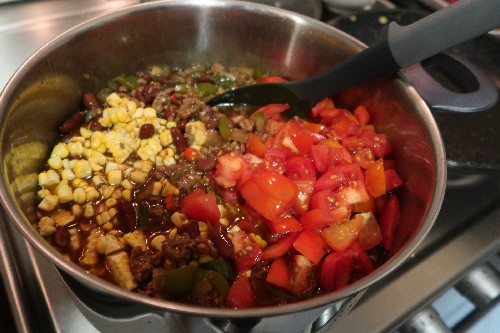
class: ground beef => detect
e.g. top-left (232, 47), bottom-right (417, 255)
top-left (130, 247), bottom-right (155, 284)
top-left (176, 97), bottom-right (204, 119)
top-left (162, 233), bottom-right (218, 266)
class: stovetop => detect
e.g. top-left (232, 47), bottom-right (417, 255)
top-left (1, 1), bottom-right (499, 332)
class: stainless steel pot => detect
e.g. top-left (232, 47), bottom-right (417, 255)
top-left (0, 1), bottom-right (446, 332)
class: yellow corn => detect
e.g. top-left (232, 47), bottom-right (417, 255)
top-left (150, 234), bottom-right (166, 251)
top-left (38, 216), bottom-right (56, 236)
top-left (106, 251), bottom-right (137, 290)
top-left (123, 230), bottom-right (147, 251)
top-left (107, 169), bottom-right (122, 185)
top-left (38, 194), bottom-right (59, 211)
top-left (38, 169), bottom-right (60, 188)
top-left (73, 160), bottom-right (92, 179)
top-left (50, 209), bottom-right (75, 227)
top-left (73, 188), bottom-right (86, 204)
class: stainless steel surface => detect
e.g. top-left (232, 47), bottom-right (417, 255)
top-left (0, 1), bottom-right (498, 332)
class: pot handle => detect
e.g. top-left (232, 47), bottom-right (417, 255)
top-left (387, 0), bottom-right (500, 69)
top-left (400, 52), bottom-right (498, 113)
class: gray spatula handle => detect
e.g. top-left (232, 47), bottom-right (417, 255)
top-left (388, 0), bottom-right (500, 68)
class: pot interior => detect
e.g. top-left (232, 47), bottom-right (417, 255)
top-left (0, 0), bottom-right (445, 318)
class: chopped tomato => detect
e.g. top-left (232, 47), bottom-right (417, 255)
top-left (180, 189), bottom-right (220, 225)
top-left (385, 169), bottom-right (403, 192)
top-left (357, 212), bottom-right (382, 250)
top-left (214, 154), bottom-right (246, 189)
top-left (251, 103), bottom-right (289, 121)
top-left (266, 257), bottom-right (291, 290)
top-left (359, 127), bottom-right (392, 158)
top-left (320, 252), bottom-right (353, 292)
top-left (268, 214), bottom-right (303, 234)
top-left (353, 105), bottom-right (370, 126)
top-left (273, 121), bottom-right (319, 155)
top-left (347, 241), bottom-right (375, 275)
top-left (314, 163), bottom-right (363, 192)
top-left (257, 76), bottom-right (288, 84)
top-left (322, 214), bottom-right (365, 251)
top-left (290, 255), bottom-right (315, 295)
top-left (365, 158), bottom-right (386, 198)
top-left (300, 208), bottom-right (333, 230)
top-left (258, 147), bottom-right (288, 173)
top-left (226, 275), bottom-right (255, 308)
top-left (285, 156), bottom-right (316, 180)
top-left (292, 179), bottom-right (314, 216)
top-left (311, 97), bottom-right (335, 118)
top-left (379, 195), bottom-right (400, 251)
top-left (231, 231), bottom-right (263, 271)
top-left (293, 230), bottom-right (328, 264)
top-left (164, 194), bottom-right (179, 211)
top-left (246, 134), bottom-right (267, 158)
top-left (352, 147), bottom-right (375, 169)
top-left (310, 144), bottom-right (352, 173)
top-left (240, 171), bottom-right (299, 221)
top-left (183, 147), bottom-right (201, 162)
top-left (262, 232), bottom-right (301, 260)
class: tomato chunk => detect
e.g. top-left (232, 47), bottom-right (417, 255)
top-left (227, 275), bottom-right (255, 308)
top-left (379, 195), bottom-right (400, 251)
top-left (293, 230), bottom-right (328, 264)
top-left (290, 255), bottom-right (315, 295)
top-left (300, 208), bottom-right (333, 230)
top-left (266, 257), bottom-right (291, 290)
top-left (180, 189), bottom-right (220, 224)
top-left (385, 169), bottom-right (403, 191)
top-left (320, 252), bottom-right (353, 292)
top-left (268, 214), bottom-right (303, 234)
top-left (262, 232), bottom-right (301, 260)
top-left (246, 134), bottom-right (267, 158)
top-left (240, 171), bottom-right (299, 221)
top-left (365, 158), bottom-right (386, 198)
top-left (322, 214), bottom-right (364, 251)
top-left (231, 231), bottom-right (263, 271)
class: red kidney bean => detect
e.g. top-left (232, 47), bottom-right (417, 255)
top-left (176, 120), bottom-right (187, 131)
top-left (139, 123), bottom-right (155, 139)
top-left (82, 92), bottom-right (102, 111)
top-left (222, 188), bottom-right (240, 205)
top-left (89, 118), bottom-right (104, 132)
top-left (53, 229), bottom-right (70, 247)
top-left (60, 111), bottom-right (84, 134)
top-left (164, 104), bottom-right (177, 120)
top-left (170, 92), bottom-right (182, 107)
top-left (135, 83), bottom-right (160, 104)
top-left (195, 156), bottom-right (217, 172)
top-left (170, 127), bottom-right (187, 152)
top-left (116, 198), bottom-right (136, 233)
top-left (210, 223), bottom-right (234, 258)
top-left (178, 221), bottom-right (201, 239)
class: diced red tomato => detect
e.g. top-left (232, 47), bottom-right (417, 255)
top-left (267, 214), bottom-right (303, 234)
top-left (347, 241), bottom-right (375, 275)
top-left (258, 147), bottom-right (288, 173)
top-left (320, 252), bottom-right (353, 292)
top-left (357, 212), bottom-right (382, 250)
top-left (266, 257), bottom-right (291, 290)
top-left (227, 274), bottom-right (255, 308)
top-left (285, 156), bottom-right (316, 180)
top-left (262, 232), bottom-right (301, 260)
top-left (310, 144), bottom-right (352, 173)
top-left (310, 189), bottom-right (336, 210)
top-left (180, 189), bottom-right (220, 224)
top-left (251, 103), bottom-right (289, 120)
top-left (183, 147), bottom-right (201, 162)
top-left (214, 154), bottom-right (246, 189)
top-left (379, 195), bottom-right (400, 251)
top-left (240, 171), bottom-right (299, 221)
top-left (273, 121), bottom-right (319, 155)
top-left (293, 230), bottom-right (328, 264)
top-left (257, 76), bottom-right (288, 84)
top-left (311, 97), bottom-right (335, 118)
top-left (292, 179), bottom-right (314, 216)
top-left (290, 255), bottom-right (315, 295)
top-left (365, 158), bottom-right (386, 198)
top-left (231, 231), bottom-right (263, 271)
top-left (322, 214), bottom-right (365, 251)
top-left (314, 163), bottom-right (363, 192)
top-left (359, 127), bottom-right (392, 158)
top-left (164, 194), bottom-right (179, 211)
top-left (352, 147), bottom-right (375, 169)
top-left (300, 208), bottom-right (333, 230)
top-left (385, 169), bottom-right (403, 192)
top-left (246, 134), bottom-right (267, 158)
top-left (353, 105), bottom-right (370, 126)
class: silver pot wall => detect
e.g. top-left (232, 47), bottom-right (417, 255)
top-left (0, 1), bottom-right (446, 332)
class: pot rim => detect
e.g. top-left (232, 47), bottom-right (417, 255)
top-left (0, 0), bottom-right (446, 318)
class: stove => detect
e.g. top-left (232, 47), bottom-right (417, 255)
top-left (0, 1), bottom-right (499, 332)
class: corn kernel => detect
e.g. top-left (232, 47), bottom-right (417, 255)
top-left (85, 186), bottom-right (100, 201)
top-left (123, 230), bottom-right (147, 251)
top-left (73, 188), bottom-right (87, 204)
top-left (61, 169), bottom-right (76, 181)
top-left (92, 174), bottom-right (105, 187)
top-left (83, 204), bottom-right (95, 218)
top-left (129, 170), bottom-right (147, 184)
top-left (150, 235), bottom-right (166, 251)
top-left (80, 127), bottom-right (93, 138)
top-left (68, 142), bottom-right (84, 156)
top-left (159, 130), bottom-right (173, 147)
top-left (51, 142), bottom-right (69, 159)
top-left (72, 205), bottom-right (83, 216)
top-left (48, 155), bottom-right (63, 169)
top-left (250, 233), bottom-right (267, 249)
top-left (105, 198), bottom-right (117, 208)
top-left (38, 170), bottom-right (60, 188)
top-left (38, 216), bottom-right (56, 236)
top-left (120, 179), bottom-right (133, 190)
top-left (168, 228), bottom-right (177, 240)
top-left (101, 185), bottom-right (114, 199)
top-left (152, 182), bottom-right (162, 196)
top-left (50, 209), bottom-right (75, 227)
top-left (121, 189), bottom-right (132, 201)
top-left (199, 255), bottom-right (214, 264)
top-left (57, 183), bottom-right (73, 203)
top-left (171, 212), bottom-right (186, 228)
top-left (161, 180), bottom-right (179, 196)
top-left (107, 169), bottom-right (122, 185)
top-left (73, 160), bottom-right (92, 179)
top-left (38, 195), bottom-right (59, 211)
